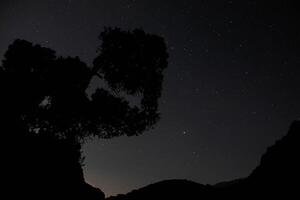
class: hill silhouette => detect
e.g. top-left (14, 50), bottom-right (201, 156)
top-left (3, 131), bottom-right (105, 199)
top-left (106, 180), bottom-right (212, 200)
top-left (106, 120), bottom-right (300, 199)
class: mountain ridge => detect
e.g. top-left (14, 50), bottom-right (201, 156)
top-left (105, 120), bottom-right (300, 199)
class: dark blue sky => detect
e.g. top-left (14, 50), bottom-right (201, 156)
top-left (1, 0), bottom-right (299, 196)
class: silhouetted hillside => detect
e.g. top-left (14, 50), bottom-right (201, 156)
top-left (107, 180), bottom-right (212, 200)
top-left (107, 120), bottom-right (300, 199)
top-left (213, 178), bottom-right (244, 188)
top-left (243, 120), bottom-right (300, 197)
top-left (4, 132), bottom-right (105, 200)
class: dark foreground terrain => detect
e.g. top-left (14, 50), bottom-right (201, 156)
top-left (107, 120), bottom-right (300, 200)
top-left (3, 120), bottom-right (299, 199)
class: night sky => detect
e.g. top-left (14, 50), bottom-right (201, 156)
top-left (1, 0), bottom-right (300, 196)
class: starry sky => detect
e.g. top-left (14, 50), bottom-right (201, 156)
top-left (1, 0), bottom-right (300, 196)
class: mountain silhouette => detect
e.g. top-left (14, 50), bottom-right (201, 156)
top-left (3, 132), bottom-right (105, 200)
top-left (106, 120), bottom-right (300, 199)
top-left (106, 180), bottom-right (212, 200)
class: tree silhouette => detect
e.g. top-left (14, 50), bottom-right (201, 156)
top-left (0, 28), bottom-right (168, 141)
top-left (0, 28), bottom-right (168, 199)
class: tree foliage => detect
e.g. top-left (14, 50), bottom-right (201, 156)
top-left (0, 28), bottom-right (168, 141)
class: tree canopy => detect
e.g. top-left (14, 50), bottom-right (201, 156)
top-left (0, 28), bottom-right (168, 142)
